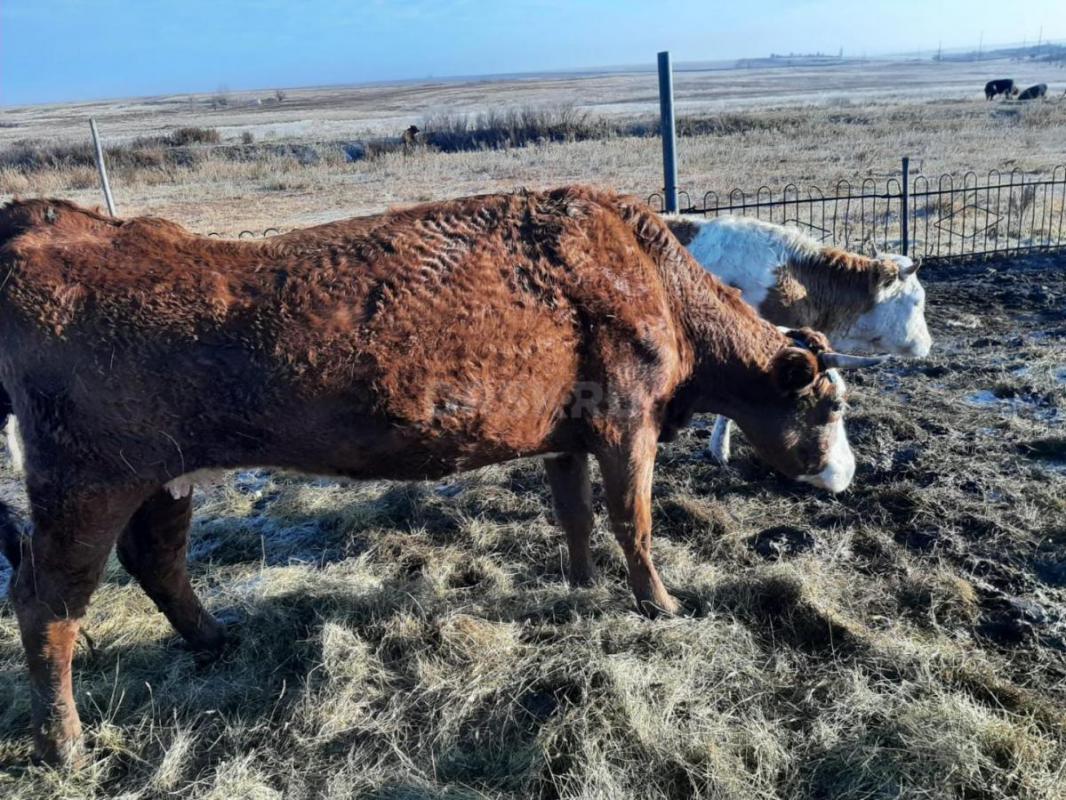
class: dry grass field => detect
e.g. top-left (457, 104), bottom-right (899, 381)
top-left (1, 57), bottom-right (1065, 799)
top-left (1, 57), bottom-right (1064, 233)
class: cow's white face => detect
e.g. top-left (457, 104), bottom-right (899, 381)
top-left (797, 370), bottom-right (855, 493)
top-left (834, 257), bottom-right (932, 358)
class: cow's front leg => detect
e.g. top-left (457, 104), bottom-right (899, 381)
top-left (544, 452), bottom-right (596, 586)
top-left (117, 488), bottom-right (227, 653)
top-left (596, 427), bottom-right (680, 617)
top-left (708, 416), bottom-right (733, 465)
top-left (11, 483), bottom-right (143, 766)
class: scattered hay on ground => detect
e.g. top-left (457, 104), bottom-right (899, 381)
top-left (0, 257), bottom-right (1064, 799)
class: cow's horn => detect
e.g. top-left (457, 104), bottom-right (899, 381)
top-left (901, 258), bottom-right (922, 277)
top-left (820, 352), bottom-right (886, 370)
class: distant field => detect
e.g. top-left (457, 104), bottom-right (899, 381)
top-left (1, 57), bottom-right (1064, 234)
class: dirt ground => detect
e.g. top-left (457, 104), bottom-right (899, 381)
top-left (0, 250), bottom-right (1063, 798)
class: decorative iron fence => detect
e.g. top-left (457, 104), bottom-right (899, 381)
top-left (651, 161), bottom-right (1066, 262)
top-left (204, 227), bottom-right (284, 238)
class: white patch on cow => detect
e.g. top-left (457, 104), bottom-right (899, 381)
top-left (708, 416), bottom-right (732, 464)
top-left (5, 415), bottom-right (24, 475)
top-left (683, 216), bottom-right (792, 310)
top-left (164, 469), bottom-right (225, 499)
top-left (799, 416), bottom-right (855, 493)
top-left (834, 267), bottom-right (932, 358)
top-left (798, 370), bottom-right (855, 494)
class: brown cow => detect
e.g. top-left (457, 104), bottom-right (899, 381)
top-left (401, 124), bottom-right (420, 153)
top-left (0, 188), bottom-right (875, 765)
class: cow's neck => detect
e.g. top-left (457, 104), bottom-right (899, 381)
top-left (663, 256), bottom-right (787, 420)
top-left (761, 247), bottom-right (880, 335)
top-left (613, 200), bottom-right (788, 428)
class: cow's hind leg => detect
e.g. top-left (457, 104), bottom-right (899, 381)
top-left (11, 483), bottom-right (144, 766)
top-left (596, 427), bottom-right (680, 618)
top-left (116, 488), bottom-right (226, 653)
top-left (544, 453), bottom-right (596, 586)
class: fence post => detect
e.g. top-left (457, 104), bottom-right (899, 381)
top-left (900, 156), bottom-right (910, 257)
top-left (657, 51), bottom-right (679, 214)
top-left (89, 118), bottom-right (117, 217)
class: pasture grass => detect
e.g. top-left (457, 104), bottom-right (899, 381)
top-left (0, 255), bottom-right (1064, 799)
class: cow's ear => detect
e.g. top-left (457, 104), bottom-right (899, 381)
top-left (771, 347), bottom-right (819, 395)
top-left (784, 327), bottom-right (830, 354)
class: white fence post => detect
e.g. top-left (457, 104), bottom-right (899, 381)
top-left (89, 118), bottom-right (117, 217)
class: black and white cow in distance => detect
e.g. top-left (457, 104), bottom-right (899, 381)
top-left (985, 79), bottom-right (1018, 100)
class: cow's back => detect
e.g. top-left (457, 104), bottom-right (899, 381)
top-left (0, 191), bottom-right (682, 479)
top-left (673, 216), bottom-right (800, 315)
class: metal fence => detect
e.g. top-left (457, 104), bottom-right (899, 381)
top-left (651, 161), bottom-right (1066, 262)
top-left (205, 227), bottom-right (284, 238)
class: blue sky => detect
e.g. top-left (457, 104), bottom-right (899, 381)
top-left (2, 0), bottom-right (1064, 105)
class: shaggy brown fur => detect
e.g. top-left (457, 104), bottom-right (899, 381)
top-left (0, 188), bottom-right (847, 765)
top-left (760, 246), bottom-right (901, 332)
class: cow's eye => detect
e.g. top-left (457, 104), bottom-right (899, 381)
top-left (831, 399), bottom-right (846, 414)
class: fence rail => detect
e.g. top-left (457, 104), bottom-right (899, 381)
top-left (204, 227), bottom-right (285, 238)
top-left (651, 162), bottom-right (1066, 262)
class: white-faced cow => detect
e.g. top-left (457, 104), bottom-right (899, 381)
top-left (667, 214), bottom-right (930, 464)
top-left (0, 190), bottom-right (881, 765)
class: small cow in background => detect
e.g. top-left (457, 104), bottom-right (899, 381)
top-left (667, 215), bottom-right (931, 464)
top-left (985, 79), bottom-right (1018, 100)
top-left (1017, 83), bottom-right (1048, 101)
top-left (402, 125), bottom-right (420, 153)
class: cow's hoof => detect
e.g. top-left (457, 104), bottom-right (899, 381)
top-left (33, 731), bottom-right (87, 770)
top-left (177, 611), bottom-right (239, 662)
top-left (568, 566), bottom-right (598, 588)
top-left (192, 627), bottom-right (238, 665)
top-left (190, 632), bottom-right (232, 663)
top-left (706, 447), bottom-right (730, 466)
top-left (637, 592), bottom-right (682, 619)
top-left (668, 587), bottom-right (709, 618)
